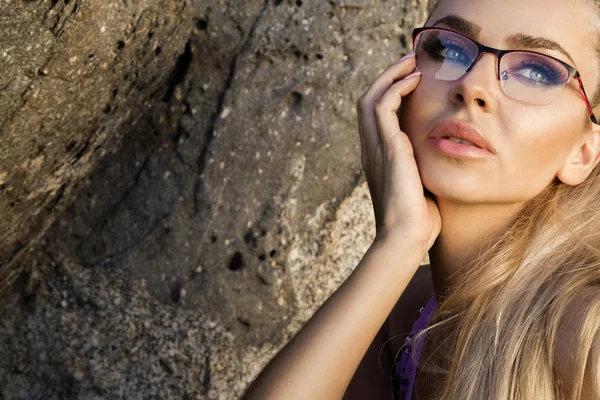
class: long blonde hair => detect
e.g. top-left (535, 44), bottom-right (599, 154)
top-left (404, 1), bottom-right (600, 399)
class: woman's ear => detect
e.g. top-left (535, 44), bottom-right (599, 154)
top-left (556, 121), bottom-right (600, 186)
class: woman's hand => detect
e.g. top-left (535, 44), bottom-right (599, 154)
top-left (357, 52), bottom-right (441, 252)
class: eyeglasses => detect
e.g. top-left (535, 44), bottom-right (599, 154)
top-left (411, 27), bottom-right (598, 124)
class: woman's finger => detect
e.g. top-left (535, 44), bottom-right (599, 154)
top-left (372, 73), bottom-right (425, 210)
top-left (356, 104), bottom-right (368, 169)
top-left (362, 53), bottom-right (416, 102)
top-left (374, 71), bottom-right (421, 153)
top-left (358, 55), bottom-right (417, 163)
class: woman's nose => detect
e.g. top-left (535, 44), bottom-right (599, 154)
top-left (449, 53), bottom-right (500, 115)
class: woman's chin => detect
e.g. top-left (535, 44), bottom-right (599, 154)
top-left (418, 162), bottom-right (486, 203)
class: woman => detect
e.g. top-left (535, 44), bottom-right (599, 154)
top-left (241, 0), bottom-right (600, 398)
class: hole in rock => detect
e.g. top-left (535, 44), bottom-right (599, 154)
top-left (228, 252), bottom-right (245, 271)
top-left (196, 19), bottom-right (208, 30)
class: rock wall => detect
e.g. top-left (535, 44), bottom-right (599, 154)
top-left (0, 0), bottom-right (432, 398)
top-left (0, 0), bottom-right (192, 294)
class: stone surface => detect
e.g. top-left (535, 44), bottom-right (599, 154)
top-left (0, 0), bottom-right (192, 293)
top-left (0, 0), bottom-right (432, 398)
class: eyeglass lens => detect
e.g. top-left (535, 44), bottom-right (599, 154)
top-left (414, 29), bottom-right (571, 106)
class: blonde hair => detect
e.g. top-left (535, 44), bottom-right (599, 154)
top-left (402, 1), bottom-right (600, 399)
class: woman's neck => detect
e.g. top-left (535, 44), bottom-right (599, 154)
top-left (428, 197), bottom-right (524, 300)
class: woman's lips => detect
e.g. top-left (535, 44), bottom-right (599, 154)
top-left (426, 137), bottom-right (495, 160)
top-left (425, 119), bottom-right (496, 160)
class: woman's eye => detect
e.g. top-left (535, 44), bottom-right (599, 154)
top-left (426, 40), bottom-right (469, 63)
top-left (515, 67), bottom-right (547, 83)
top-left (422, 37), bottom-right (473, 64)
top-left (508, 64), bottom-right (563, 87)
top-left (442, 44), bottom-right (466, 61)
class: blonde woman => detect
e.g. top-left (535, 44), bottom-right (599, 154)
top-left (241, 0), bottom-right (600, 398)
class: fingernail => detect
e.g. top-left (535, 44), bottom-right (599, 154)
top-left (396, 52), bottom-right (415, 63)
top-left (405, 70), bottom-right (422, 80)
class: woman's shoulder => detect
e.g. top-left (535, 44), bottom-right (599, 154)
top-left (384, 263), bottom-right (435, 360)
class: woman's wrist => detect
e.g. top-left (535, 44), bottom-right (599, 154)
top-left (372, 229), bottom-right (430, 261)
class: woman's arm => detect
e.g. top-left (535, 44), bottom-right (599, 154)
top-left (240, 235), bottom-right (427, 400)
top-left (341, 315), bottom-right (395, 399)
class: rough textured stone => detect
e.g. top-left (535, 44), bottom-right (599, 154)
top-left (0, 0), bottom-right (432, 398)
top-left (0, 0), bottom-right (192, 293)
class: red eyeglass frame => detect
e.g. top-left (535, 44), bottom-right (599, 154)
top-left (411, 27), bottom-right (598, 124)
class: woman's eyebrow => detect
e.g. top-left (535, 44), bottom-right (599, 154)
top-left (431, 14), bottom-right (577, 67)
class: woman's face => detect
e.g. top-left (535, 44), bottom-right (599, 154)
top-left (399, 0), bottom-right (599, 204)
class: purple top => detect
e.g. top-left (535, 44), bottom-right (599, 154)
top-left (393, 295), bottom-right (437, 400)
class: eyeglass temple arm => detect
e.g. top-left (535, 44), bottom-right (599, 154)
top-left (575, 74), bottom-right (598, 124)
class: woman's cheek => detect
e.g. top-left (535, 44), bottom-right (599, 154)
top-left (515, 121), bottom-right (576, 173)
